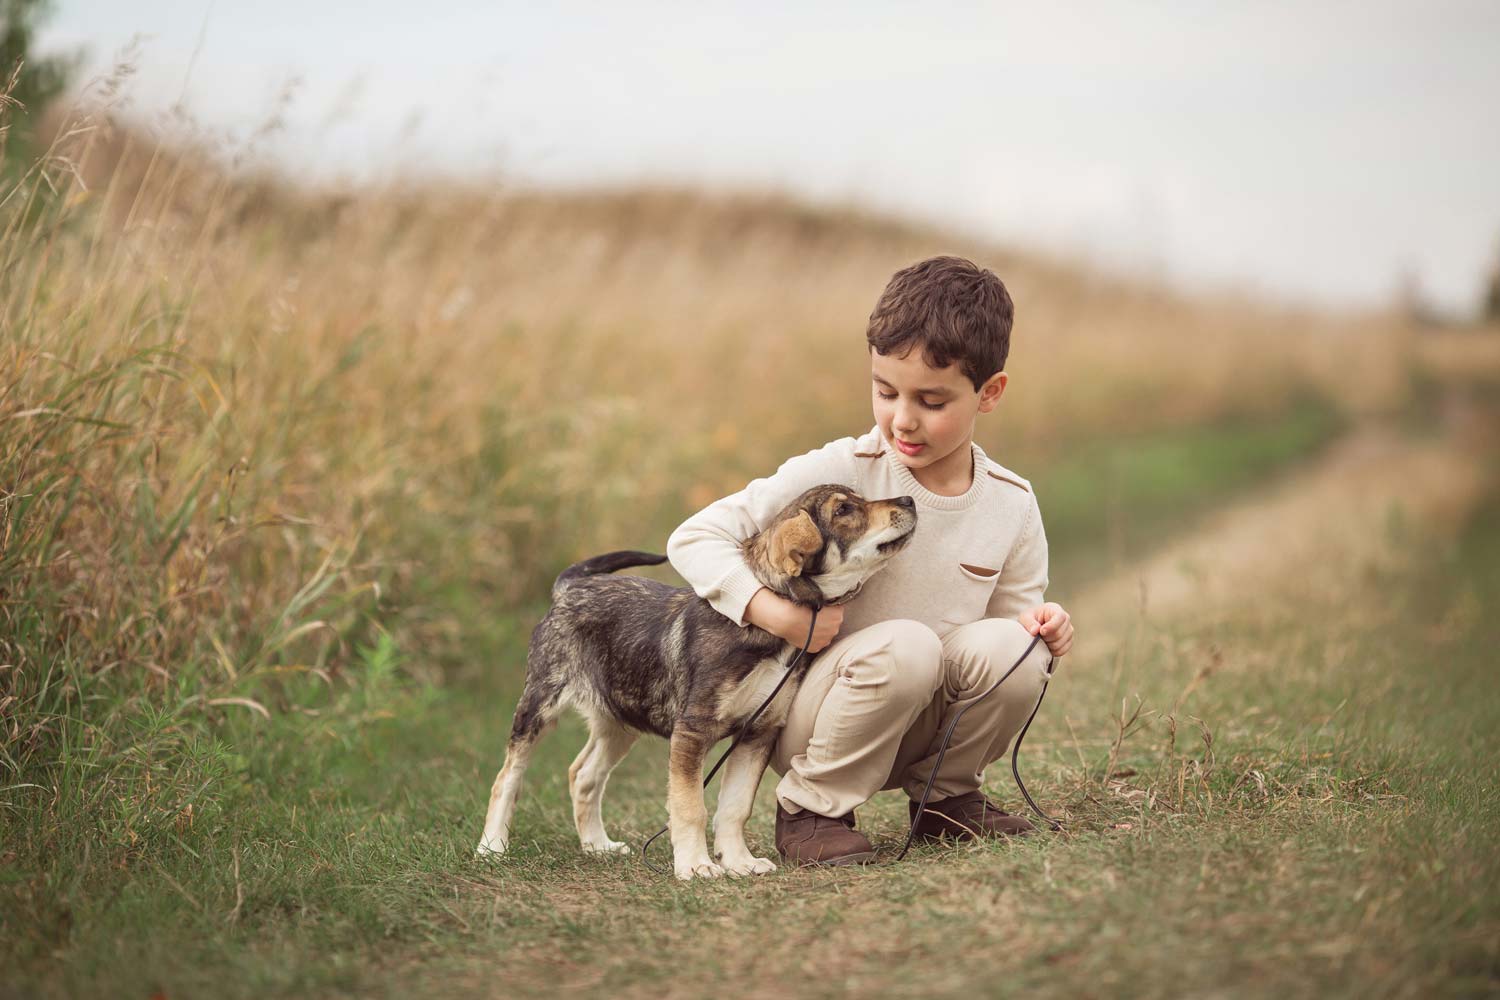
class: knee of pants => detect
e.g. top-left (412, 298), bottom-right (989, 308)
top-left (848, 618), bottom-right (943, 709)
top-left (945, 617), bottom-right (1051, 698)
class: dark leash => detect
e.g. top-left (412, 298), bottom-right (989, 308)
top-left (895, 631), bottom-right (1062, 861)
top-left (641, 610), bottom-right (1062, 875)
top-left (640, 608), bottom-right (822, 876)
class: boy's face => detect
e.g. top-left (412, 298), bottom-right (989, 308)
top-left (870, 346), bottom-right (1007, 478)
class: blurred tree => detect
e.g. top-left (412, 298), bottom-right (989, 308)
top-left (1485, 242), bottom-right (1500, 326)
top-left (1, 0), bottom-right (80, 170)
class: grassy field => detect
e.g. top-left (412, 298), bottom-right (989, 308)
top-left (3, 99), bottom-right (1499, 998)
top-left (6, 397), bottom-right (1496, 999)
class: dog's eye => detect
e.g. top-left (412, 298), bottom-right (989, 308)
top-left (834, 502), bottom-right (853, 517)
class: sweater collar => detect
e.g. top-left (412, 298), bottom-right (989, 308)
top-left (868, 426), bottom-right (989, 512)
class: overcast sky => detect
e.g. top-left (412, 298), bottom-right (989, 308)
top-left (38, 1), bottom-right (1500, 314)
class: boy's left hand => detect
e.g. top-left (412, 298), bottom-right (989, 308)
top-left (1019, 603), bottom-right (1073, 658)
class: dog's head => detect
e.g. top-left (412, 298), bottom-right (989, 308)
top-left (742, 484), bottom-right (917, 608)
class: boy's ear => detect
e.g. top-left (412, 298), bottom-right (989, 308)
top-left (769, 510), bottom-right (822, 577)
top-left (977, 371), bottom-right (1008, 413)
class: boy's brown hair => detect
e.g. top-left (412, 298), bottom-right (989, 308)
top-left (866, 255), bottom-right (1014, 390)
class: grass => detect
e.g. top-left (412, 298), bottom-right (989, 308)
top-left (5, 408), bottom-right (1495, 998)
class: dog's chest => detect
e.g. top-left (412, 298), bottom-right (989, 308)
top-left (715, 652), bottom-right (798, 729)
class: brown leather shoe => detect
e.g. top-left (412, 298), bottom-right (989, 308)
top-left (775, 803), bottom-right (877, 866)
top-left (909, 790), bottom-right (1036, 841)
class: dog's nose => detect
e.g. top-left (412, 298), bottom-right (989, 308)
top-left (894, 496), bottom-right (915, 509)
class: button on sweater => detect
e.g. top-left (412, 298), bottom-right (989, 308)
top-left (666, 425), bottom-right (1049, 638)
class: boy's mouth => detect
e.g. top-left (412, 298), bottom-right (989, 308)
top-left (894, 438), bottom-right (925, 456)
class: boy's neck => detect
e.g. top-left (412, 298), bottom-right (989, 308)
top-left (908, 440), bottom-right (975, 497)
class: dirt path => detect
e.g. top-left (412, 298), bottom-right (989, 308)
top-left (1074, 406), bottom-right (1494, 644)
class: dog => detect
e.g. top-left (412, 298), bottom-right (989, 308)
top-left (475, 484), bottom-right (917, 879)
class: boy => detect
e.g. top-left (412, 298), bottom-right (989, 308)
top-left (666, 255), bottom-right (1074, 866)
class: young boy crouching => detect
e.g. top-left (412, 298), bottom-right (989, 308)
top-left (667, 255), bottom-right (1075, 866)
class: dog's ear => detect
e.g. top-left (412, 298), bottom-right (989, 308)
top-left (768, 509), bottom-right (822, 577)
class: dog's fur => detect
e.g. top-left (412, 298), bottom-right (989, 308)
top-left (475, 485), bottom-right (917, 879)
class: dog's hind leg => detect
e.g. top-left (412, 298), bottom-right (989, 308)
top-left (570, 713), bottom-right (637, 855)
top-left (567, 735), bottom-right (597, 801)
top-left (667, 724), bottom-right (723, 880)
top-left (476, 680), bottom-right (562, 857)
top-left (712, 736), bottom-right (777, 876)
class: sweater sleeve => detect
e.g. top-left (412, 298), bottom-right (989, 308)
top-left (667, 437), bottom-right (858, 627)
top-left (985, 490), bottom-right (1049, 621)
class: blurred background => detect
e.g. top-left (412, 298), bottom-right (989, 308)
top-left (4, 3), bottom-right (1499, 997)
top-left (35, 0), bottom-right (1500, 315)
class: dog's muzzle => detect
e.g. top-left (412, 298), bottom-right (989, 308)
top-left (824, 581), bottom-right (864, 605)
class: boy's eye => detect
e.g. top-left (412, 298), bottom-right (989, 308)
top-left (875, 387), bottom-right (946, 410)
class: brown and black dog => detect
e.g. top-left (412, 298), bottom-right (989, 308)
top-left (475, 485), bottom-right (916, 879)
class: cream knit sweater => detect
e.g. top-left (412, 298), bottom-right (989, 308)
top-left (666, 424), bottom-right (1048, 638)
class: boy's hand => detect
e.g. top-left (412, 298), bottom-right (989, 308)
top-left (745, 588), bottom-right (844, 653)
top-left (1018, 603), bottom-right (1073, 658)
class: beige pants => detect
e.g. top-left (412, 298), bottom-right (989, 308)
top-left (770, 617), bottom-right (1054, 818)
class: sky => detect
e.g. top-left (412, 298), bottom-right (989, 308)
top-left (37, 1), bottom-right (1500, 315)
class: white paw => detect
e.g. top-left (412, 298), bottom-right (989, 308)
top-left (475, 836), bottom-right (508, 857)
top-left (722, 855), bottom-right (777, 877)
top-left (582, 839), bottom-right (631, 855)
top-left (674, 858), bottom-right (725, 880)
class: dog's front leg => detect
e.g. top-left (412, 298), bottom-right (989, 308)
top-left (667, 725), bottom-right (723, 880)
top-left (713, 736), bottom-right (777, 876)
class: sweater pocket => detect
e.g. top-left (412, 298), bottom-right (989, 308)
top-left (938, 562), bottom-right (1001, 634)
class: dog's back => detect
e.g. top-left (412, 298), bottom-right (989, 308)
top-left (523, 551), bottom-right (782, 740)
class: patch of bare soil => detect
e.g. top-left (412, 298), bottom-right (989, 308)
top-left (1074, 409), bottom-right (1494, 645)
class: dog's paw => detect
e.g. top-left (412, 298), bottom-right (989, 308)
top-left (582, 838), bottom-right (631, 856)
top-left (722, 855), bottom-right (777, 877)
top-left (475, 837), bottom-right (508, 857)
top-left (674, 859), bottom-right (725, 881)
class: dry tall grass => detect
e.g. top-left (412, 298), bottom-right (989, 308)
top-left (1, 80), bottom-right (1420, 766)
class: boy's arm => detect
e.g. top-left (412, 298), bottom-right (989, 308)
top-left (985, 491), bottom-right (1049, 621)
top-left (667, 438), bottom-right (858, 627)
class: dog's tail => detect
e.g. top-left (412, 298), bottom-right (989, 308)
top-left (553, 550), bottom-right (668, 596)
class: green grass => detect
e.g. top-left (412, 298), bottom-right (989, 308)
top-left (4, 404), bottom-right (1496, 998)
top-left (1026, 391), bottom-right (1346, 587)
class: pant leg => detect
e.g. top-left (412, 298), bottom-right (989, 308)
top-left (770, 619), bottom-right (943, 817)
top-left (882, 617), bottom-right (1053, 801)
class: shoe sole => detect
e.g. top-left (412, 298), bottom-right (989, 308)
top-left (781, 850), bottom-right (877, 868)
top-left (913, 828), bottom-right (1034, 843)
